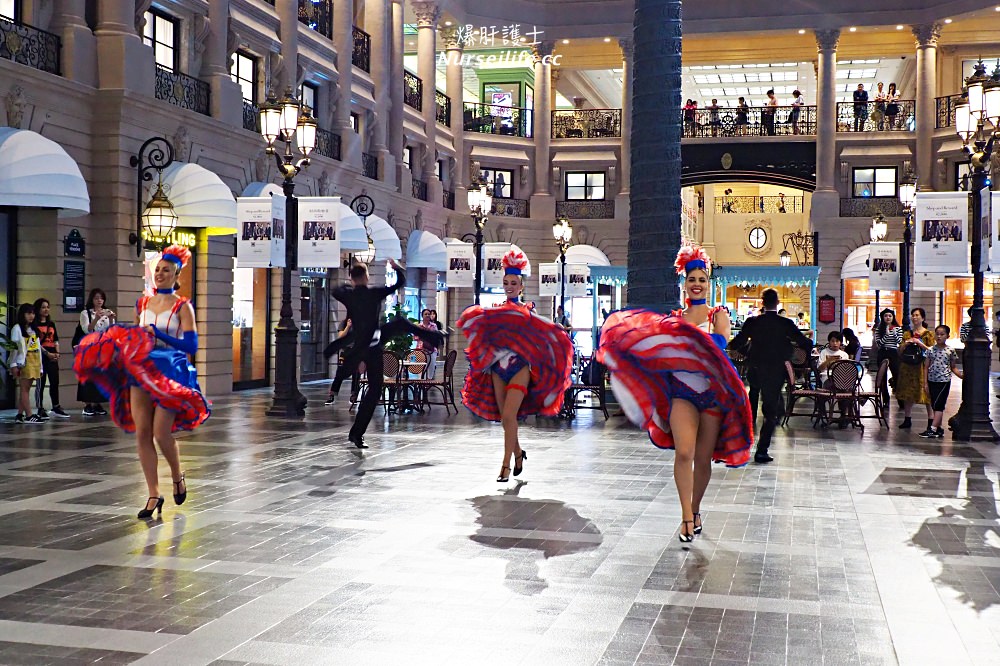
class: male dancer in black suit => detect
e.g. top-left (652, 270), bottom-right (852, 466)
top-left (728, 289), bottom-right (812, 463)
top-left (328, 261), bottom-right (444, 448)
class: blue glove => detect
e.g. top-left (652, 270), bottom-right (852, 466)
top-left (152, 326), bottom-right (198, 355)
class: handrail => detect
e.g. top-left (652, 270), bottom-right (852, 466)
top-left (552, 109), bottom-right (622, 139)
top-left (463, 102), bottom-right (532, 138)
top-left (0, 13), bottom-right (60, 75)
top-left (715, 196), bottom-right (804, 214)
top-left (404, 70), bottom-right (422, 111)
top-left (682, 105), bottom-right (816, 137)
top-left (836, 100), bottom-right (915, 132)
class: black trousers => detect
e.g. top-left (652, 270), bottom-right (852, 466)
top-left (876, 348), bottom-right (899, 399)
top-left (747, 367), bottom-right (761, 423)
top-left (754, 366), bottom-right (786, 455)
top-left (36, 355), bottom-right (60, 409)
top-left (346, 345), bottom-right (384, 440)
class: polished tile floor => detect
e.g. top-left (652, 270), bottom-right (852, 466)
top-left (1, 378), bottom-right (999, 665)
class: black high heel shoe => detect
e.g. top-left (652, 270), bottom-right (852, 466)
top-left (693, 512), bottom-right (703, 535)
top-left (138, 496), bottom-right (164, 519)
top-left (497, 466), bottom-right (511, 483)
top-left (173, 474), bottom-right (187, 505)
top-left (679, 520), bottom-right (695, 543)
top-left (513, 450), bottom-right (527, 476)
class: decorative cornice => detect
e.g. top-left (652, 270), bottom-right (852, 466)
top-left (912, 22), bottom-right (943, 48)
top-left (440, 26), bottom-right (462, 51)
top-left (532, 41), bottom-right (556, 60)
top-left (411, 1), bottom-right (441, 29)
top-left (814, 29), bottom-right (840, 53)
top-left (619, 38), bottom-right (633, 62)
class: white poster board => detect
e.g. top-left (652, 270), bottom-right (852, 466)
top-left (296, 197), bottom-right (341, 268)
top-left (236, 196), bottom-right (285, 268)
top-left (914, 191), bottom-right (969, 273)
top-left (868, 242), bottom-right (900, 291)
top-left (482, 242), bottom-right (510, 289)
top-left (564, 263), bottom-right (590, 298)
top-left (991, 191), bottom-right (1000, 272)
top-left (913, 271), bottom-right (946, 292)
top-left (446, 241), bottom-right (474, 288)
top-left (538, 263), bottom-right (560, 297)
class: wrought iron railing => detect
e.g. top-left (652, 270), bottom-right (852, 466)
top-left (443, 189), bottom-right (455, 210)
top-left (491, 197), bottom-right (530, 217)
top-left (839, 198), bottom-right (906, 218)
top-left (683, 105), bottom-right (816, 137)
top-left (435, 91), bottom-right (451, 127)
top-left (935, 93), bottom-right (964, 129)
top-left (352, 25), bottom-right (371, 73)
top-left (242, 98), bottom-right (259, 131)
top-left (715, 196), bottom-right (804, 214)
top-left (836, 100), bottom-right (915, 132)
top-left (0, 13), bottom-right (60, 75)
top-left (362, 152), bottom-right (378, 180)
top-left (315, 127), bottom-right (341, 160)
top-left (412, 178), bottom-right (428, 201)
top-left (552, 109), bottom-right (622, 139)
top-left (404, 70), bottom-right (422, 111)
top-left (556, 200), bottom-right (615, 219)
top-left (463, 102), bottom-right (532, 138)
top-left (298, 0), bottom-right (332, 38)
top-left (154, 64), bottom-right (211, 116)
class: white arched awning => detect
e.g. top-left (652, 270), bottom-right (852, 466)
top-left (159, 162), bottom-right (237, 234)
top-left (0, 128), bottom-right (89, 216)
top-left (241, 182), bottom-right (283, 198)
top-left (842, 245), bottom-right (870, 280)
top-left (557, 244), bottom-right (611, 267)
top-left (406, 230), bottom-right (447, 271)
top-left (367, 215), bottom-right (402, 260)
top-left (336, 202), bottom-right (369, 251)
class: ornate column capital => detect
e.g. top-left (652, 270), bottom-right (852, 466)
top-left (619, 38), bottom-right (634, 62)
top-left (532, 41), bottom-right (556, 62)
top-left (440, 26), bottom-right (463, 51)
top-left (411, 1), bottom-right (441, 29)
top-left (814, 29), bottom-right (840, 53)
top-left (912, 22), bottom-right (943, 48)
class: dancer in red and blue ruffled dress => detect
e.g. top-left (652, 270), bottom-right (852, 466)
top-left (597, 245), bottom-right (752, 543)
top-left (74, 245), bottom-right (209, 519)
top-left (458, 249), bottom-right (573, 482)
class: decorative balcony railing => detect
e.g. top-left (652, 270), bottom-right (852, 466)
top-left (935, 93), bottom-right (964, 129)
top-left (412, 178), bottom-right (428, 201)
top-left (463, 103), bottom-right (532, 138)
top-left (715, 196), bottom-right (804, 214)
top-left (352, 25), bottom-right (371, 73)
top-left (242, 98), bottom-right (259, 132)
top-left (362, 152), bottom-right (378, 180)
top-left (315, 128), bottom-right (341, 161)
top-left (435, 91), bottom-right (451, 127)
top-left (404, 70), bottom-right (422, 111)
top-left (443, 189), bottom-right (455, 210)
top-left (154, 64), bottom-right (211, 116)
top-left (491, 197), bottom-right (530, 218)
top-left (0, 13), bottom-right (60, 75)
top-left (683, 105), bottom-right (816, 138)
top-left (835, 100), bottom-right (915, 133)
top-left (839, 197), bottom-right (906, 218)
top-left (552, 109), bottom-right (622, 139)
top-left (298, 0), bottom-right (332, 38)
top-left (556, 200), bottom-right (615, 219)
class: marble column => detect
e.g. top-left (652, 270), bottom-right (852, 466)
top-left (365, 0), bottom-right (395, 178)
top-left (616, 38), bottom-right (633, 218)
top-left (203, 0), bottom-right (242, 126)
top-left (275, 0), bottom-right (298, 93)
top-left (442, 27), bottom-right (465, 198)
top-left (333, 0), bottom-right (354, 132)
top-left (811, 29), bottom-right (840, 222)
top-left (413, 0), bottom-right (441, 199)
top-left (95, 0), bottom-right (153, 94)
top-left (389, 0), bottom-right (407, 190)
top-left (913, 23), bottom-right (942, 191)
top-left (532, 42), bottom-right (554, 199)
top-left (50, 0), bottom-right (96, 86)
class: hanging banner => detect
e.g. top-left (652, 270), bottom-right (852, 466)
top-left (914, 191), bottom-right (969, 273)
top-left (296, 196), bottom-right (341, 267)
top-left (446, 241), bottom-right (474, 288)
top-left (980, 187), bottom-right (992, 273)
top-left (991, 192), bottom-right (1000, 271)
top-left (563, 263), bottom-right (590, 298)
top-left (270, 194), bottom-right (287, 267)
top-left (538, 262), bottom-right (560, 297)
top-left (868, 242), bottom-right (900, 291)
top-left (237, 196), bottom-right (283, 268)
top-left (482, 242), bottom-right (511, 289)
top-left (913, 271), bottom-right (946, 292)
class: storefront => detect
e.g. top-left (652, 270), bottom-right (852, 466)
top-left (712, 265), bottom-right (821, 339)
top-left (840, 245), bottom-right (902, 345)
top-left (299, 267), bottom-right (330, 382)
top-left (232, 263), bottom-right (271, 388)
top-left (943, 277), bottom-right (993, 337)
top-left (587, 265), bottom-right (627, 355)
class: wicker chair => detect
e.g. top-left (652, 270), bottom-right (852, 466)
top-left (856, 359), bottom-right (889, 429)
top-left (411, 349), bottom-right (459, 414)
top-left (826, 360), bottom-right (865, 429)
top-left (782, 360), bottom-right (831, 426)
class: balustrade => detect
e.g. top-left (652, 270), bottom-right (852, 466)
top-left (556, 200), bottom-right (615, 219)
top-left (352, 26), bottom-right (371, 73)
top-left (552, 109), bottom-right (622, 139)
top-left (315, 128), bottom-right (341, 161)
top-left (835, 100), bottom-right (915, 132)
top-left (362, 152), bottom-right (378, 180)
top-left (935, 93), bottom-right (964, 129)
top-left (242, 99), bottom-right (259, 132)
top-left (412, 178), bottom-right (428, 201)
top-left (435, 91), bottom-right (451, 127)
top-left (491, 197), bottom-right (530, 217)
top-left (155, 64), bottom-right (210, 116)
top-left (839, 198), bottom-right (906, 218)
top-left (715, 196), bottom-right (803, 214)
top-left (463, 103), bottom-right (532, 138)
top-left (0, 12), bottom-right (59, 75)
top-left (682, 105), bottom-right (816, 137)
top-left (298, 0), bottom-right (332, 38)
top-left (404, 71), bottom-right (422, 111)
top-left (443, 189), bottom-right (455, 210)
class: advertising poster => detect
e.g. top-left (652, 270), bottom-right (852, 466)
top-left (482, 242), bottom-right (510, 289)
top-left (296, 197), bottom-right (341, 268)
top-left (446, 241), bottom-right (474, 288)
top-left (236, 196), bottom-right (279, 268)
top-left (868, 242), bottom-right (900, 291)
top-left (913, 272), bottom-right (946, 292)
top-left (981, 187), bottom-right (991, 273)
top-left (564, 263), bottom-right (590, 298)
top-left (270, 194), bottom-right (286, 267)
top-left (538, 263), bottom-right (560, 297)
top-left (991, 191), bottom-right (1000, 271)
top-left (914, 191), bottom-right (969, 273)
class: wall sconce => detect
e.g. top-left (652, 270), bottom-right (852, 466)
top-left (129, 137), bottom-right (176, 258)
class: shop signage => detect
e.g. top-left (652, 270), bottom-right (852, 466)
top-left (236, 195), bottom-right (286, 268)
top-left (538, 262), bottom-right (560, 297)
top-left (63, 229), bottom-right (85, 257)
top-left (63, 260), bottom-right (85, 313)
top-left (563, 263), bottom-right (590, 298)
top-left (817, 294), bottom-right (836, 324)
top-left (446, 241), bottom-right (474, 288)
top-left (914, 192), bottom-right (970, 274)
top-left (481, 242), bottom-right (511, 289)
top-left (143, 229), bottom-right (197, 248)
top-left (868, 242), bottom-right (900, 291)
top-left (296, 196), bottom-right (341, 268)
top-left (913, 272), bottom-right (946, 292)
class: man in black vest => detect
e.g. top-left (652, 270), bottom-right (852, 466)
top-left (728, 289), bottom-right (812, 463)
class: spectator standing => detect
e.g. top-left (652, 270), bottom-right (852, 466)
top-left (920, 325), bottom-right (963, 438)
top-left (874, 308), bottom-right (903, 407)
top-left (790, 89), bottom-right (805, 134)
top-left (885, 82), bottom-right (900, 130)
top-left (897, 308), bottom-right (934, 431)
top-left (853, 84), bottom-right (869, 132)
top-left (11, 303), bottom-right (43, 424)
top-left (77, 288), bottom-right (115, 416)
top-left (736, 97), bottom-right (750, 134)
top-left (707, 98), bottom-right (721, 136)
top-left (873, 82), bottom-right (887, 130)
top-left (417, 309), bottom-right (440, 379)
top-left (33, 298), bottom-right (69, 419)
top-left (763, 89), bottom-right (778, 136)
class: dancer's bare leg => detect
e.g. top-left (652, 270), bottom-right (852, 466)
top-left (669, 399), bottom-right (699, 538)
top-left (692, 411), bottom-right (722, 532)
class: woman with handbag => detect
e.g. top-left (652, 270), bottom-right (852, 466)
top-left (897, 308), bottom-right (934, 431)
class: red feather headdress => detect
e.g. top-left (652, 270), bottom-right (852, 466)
top-left (502, 248), bottom-right (529, 276)
top-left (674, 245), bottom-right (711, 276)
top-left (161, 245), bottom-right (192, 269)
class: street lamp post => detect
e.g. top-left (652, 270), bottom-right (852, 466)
top-left (871, 212), bottom-right (888, 317)
top-left (462, 176), bottom-right (492, 305)
top-left (128, 137), bottom-right (178, 257)
top-left (898, 176), bottom-right (917, 328)
top-left (951, 60), bottom-right (1000, 442)
top-left (553, 218), bottom-right (573, 314)
top-left (259, 87), bottom-right (318, 418)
